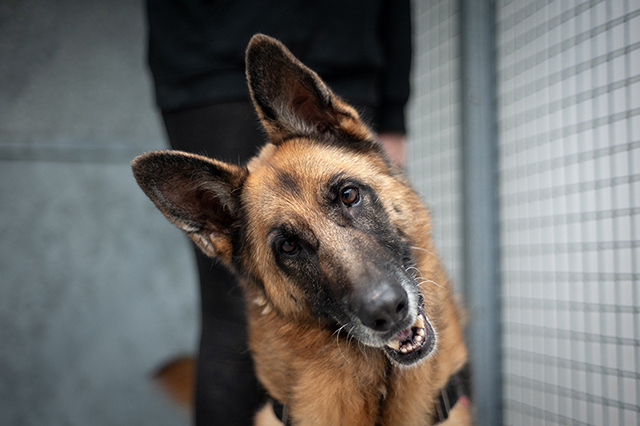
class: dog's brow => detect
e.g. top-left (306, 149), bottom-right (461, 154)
top-left (273, 170), bottom-right (299, 194)
top-left (266, 221), bottom-right (302, 241)
top-left (327, 172), bottom-right (348, 186)
top-left (266, 225), bottom-right (287, 240)
top-left (324, 172), bottom-right (370, 198)
top-left (267, 220), bottom-right (319, 249)
top-left (324, 172), bottom-right (349, 196)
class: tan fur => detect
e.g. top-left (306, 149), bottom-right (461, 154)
top-left (153, 356), bottom-right (195, 409)
top-left (242, 141), bottom-right (468, 425)
top-left (440, 404), bottom-right (474, 426)
top-left (255, 404), bottom-right (289, 426)
top-left (133, 34), bottom-right (471, 426)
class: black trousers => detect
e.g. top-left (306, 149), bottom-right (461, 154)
top-left (162, 102), bottom-right (266, 426)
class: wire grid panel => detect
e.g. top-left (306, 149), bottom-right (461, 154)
top-left (497, 0), bottom-right (640, 425)
top-left (407, 0), bottom-right (463, 294)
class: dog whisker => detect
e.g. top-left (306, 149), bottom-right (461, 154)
top-left (406, 265), bottom-right (423, 278)
top-left (408, 265), bottom-right (444, 289)
top-left (334, 324), bottom-right (351, 364)
top-left (347, 325), bottom-right (358, 347)
top-left (417, 279), bottom-right (445, 290)
top-left (332, 323), bottom-right (348, 338)
top-left (409, 246), bottom-right (443, 262)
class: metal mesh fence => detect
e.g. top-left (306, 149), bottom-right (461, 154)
top-left (409, 0), bottom-right (639, 424)
top-left (408, 0), bottom-right (463, 294)
top-left (496, 0), bottom-right (640, 424)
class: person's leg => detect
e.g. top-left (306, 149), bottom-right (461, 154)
top-left (192, 251), bottom-right (264, 426)
top-left (161, 101), bottom-right (265, 426)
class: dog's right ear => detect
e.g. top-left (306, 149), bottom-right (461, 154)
top-left (131, 151), bottom-right (247, 264)
top-left (246, 34), bottom-right (374, 144)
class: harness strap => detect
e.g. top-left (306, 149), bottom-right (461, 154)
top-left (271, 397), bottom-right (290, 426)
top-left (431, 363), bottom-right (472, 423)
top-left (271, 363), bottom-right (472, 425)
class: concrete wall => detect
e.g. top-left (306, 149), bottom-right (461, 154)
top-left (0, 1), bottom-right (197, 425)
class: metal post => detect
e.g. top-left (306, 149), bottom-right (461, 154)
top-left (460, 1), bottom-right (502, 425)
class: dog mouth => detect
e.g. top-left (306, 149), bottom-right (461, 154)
top-left (383, 296), bottom-right (436, 365)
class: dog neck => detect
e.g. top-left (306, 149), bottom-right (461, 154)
top-left (244, 247), bottom-right (469, 424)
top-left (270, 363), bottom-right (472, 425)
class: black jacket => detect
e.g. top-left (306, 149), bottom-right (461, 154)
top-left (146, 0), bottom-right (412, 133)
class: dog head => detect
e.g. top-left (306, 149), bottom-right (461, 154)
top-left (132, 35), bottom-right (436, 366)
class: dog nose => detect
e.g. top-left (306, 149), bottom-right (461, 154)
top-left (353, 283), bottom-right (409, 332)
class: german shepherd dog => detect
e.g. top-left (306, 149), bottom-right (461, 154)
top-left (132, 34), bottom-right (471, 426)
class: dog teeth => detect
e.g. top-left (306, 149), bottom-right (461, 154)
top-left (387, 314), bottom-right (430, 355)
top-left (399, 342), bottom-right (419, 354)
top-left (387, 340), bottom-right (401, 350)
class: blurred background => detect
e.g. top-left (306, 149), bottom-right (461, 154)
top-left (1, 1), bottom-right (638, 425)
top-left (0, 1), bottom-right (197, 425)
top-left (410, 1), bottom-right (639, 425)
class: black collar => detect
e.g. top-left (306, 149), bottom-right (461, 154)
top-left (271, 363), bottom-right (471, 425)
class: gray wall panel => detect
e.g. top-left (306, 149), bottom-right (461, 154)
top-left (0, 162), bottom-right (197, 425)
top-left (0, 0), bottom-right (197, 424)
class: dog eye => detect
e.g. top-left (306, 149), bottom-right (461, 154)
top-left (280, 239), bottom-right (299, 254)
top-left (341, 187), bottom-right (360, 206)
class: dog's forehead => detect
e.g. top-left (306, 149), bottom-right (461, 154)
top-left (243, 140), bottom-right (383, 220)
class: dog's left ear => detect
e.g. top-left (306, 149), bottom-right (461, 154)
top-left (246, 34), bottom-right (374, 144)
